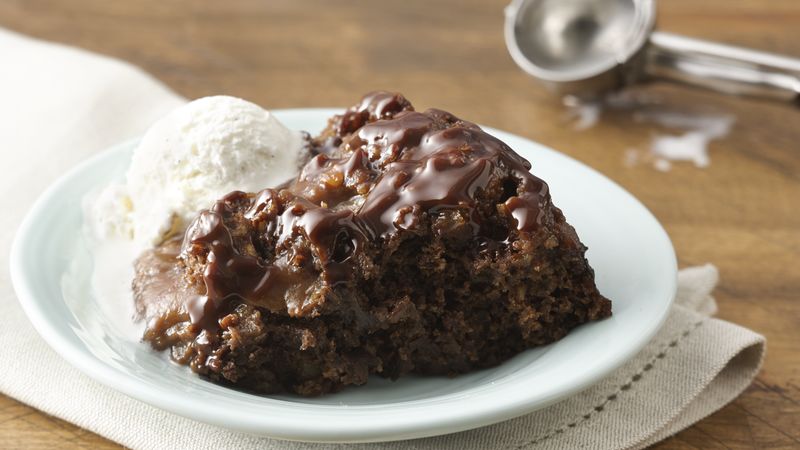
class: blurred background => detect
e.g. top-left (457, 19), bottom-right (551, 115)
top-left (0, 0), bottom-right (798, 448)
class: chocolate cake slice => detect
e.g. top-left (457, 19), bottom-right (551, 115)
top-left (133, 91), bottom-right (611, 396)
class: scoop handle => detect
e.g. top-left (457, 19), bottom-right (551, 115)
top-left (645, 31), bottom-right (800, 106)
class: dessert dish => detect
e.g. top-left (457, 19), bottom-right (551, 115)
top-left (106, 92), bottom-right (611, 396)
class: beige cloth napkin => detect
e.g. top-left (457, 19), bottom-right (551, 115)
top-left (1, 28), bottom-right (765, 450)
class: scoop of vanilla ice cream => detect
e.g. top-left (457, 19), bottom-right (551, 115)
top-left (124, 95), bottom-right (305, 247)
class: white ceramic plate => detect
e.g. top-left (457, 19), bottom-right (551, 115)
top-left (11, 109), bottom-right (676, 443)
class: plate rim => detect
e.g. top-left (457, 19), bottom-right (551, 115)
top-left (10, 108), bottom-right (677, 443)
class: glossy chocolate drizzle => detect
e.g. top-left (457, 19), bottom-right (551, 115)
top-left (180, 91), bottom-right (551, 331)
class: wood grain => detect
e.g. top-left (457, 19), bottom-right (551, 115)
top-left (0, 0), bottom-right (798, 448)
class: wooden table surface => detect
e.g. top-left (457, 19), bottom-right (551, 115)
top-left (1, 0), bottom-right (798, 448)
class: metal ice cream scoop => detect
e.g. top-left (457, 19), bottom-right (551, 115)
top-left (504, 0), bottom-right (800, 105)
